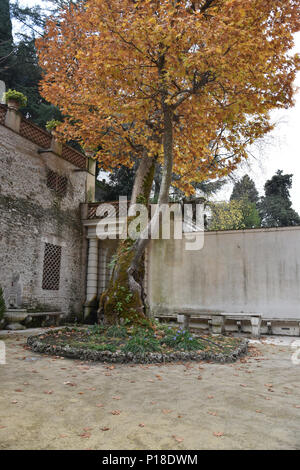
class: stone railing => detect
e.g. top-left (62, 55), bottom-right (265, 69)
top-left (87, 201), bottom-right (130, 219)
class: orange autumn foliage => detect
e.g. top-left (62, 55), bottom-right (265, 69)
top-left (37, 0), bottom-right (300, 194)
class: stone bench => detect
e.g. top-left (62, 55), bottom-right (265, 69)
top-left (174, 310), bottom-right (262, 338)
top-left (264, 318), bottom-right (300, 336)
top-left (25, 312), bottom-right (63, 327)
top-left (221, 313), bottom-right (262, 338)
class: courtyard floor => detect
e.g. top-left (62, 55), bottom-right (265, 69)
top-left (0, 329), bottom-right (299, 450)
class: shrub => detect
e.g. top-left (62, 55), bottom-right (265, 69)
top-left (161, 327), bottom-right (204, 351)
top-left (106, 325), bottom-right (128, 338)
top-left (122, 335), bottom-right (160, 355)
top-left (88, 324), bottom-right (105, 335)
top-left (72, 341), bottom-right (117, 353)
top-left (4, 89), bottom-right (27, 107)
top-left (46, 119), bottom-right (62, 132)
top-left (86, 343), bottom-right (117, 352)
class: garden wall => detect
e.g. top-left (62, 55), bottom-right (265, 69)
top-left (147, 226), bottom-right (300, 319)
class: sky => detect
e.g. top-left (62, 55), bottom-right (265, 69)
top-left (14, 1), bottom-right (300, 212)
top-left (215, 33), bottom-right (300, 211)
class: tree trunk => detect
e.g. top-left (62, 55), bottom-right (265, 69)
top-left (98, 106), bottom-right (174, 327)
top-left (98, 154), bottom-right (156, 326)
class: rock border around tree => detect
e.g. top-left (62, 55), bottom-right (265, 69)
top-left (27, 332), bottom-right (248, 364)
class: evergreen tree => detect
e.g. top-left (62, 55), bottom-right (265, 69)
top-left (0, 0), bottom-right (61, 127)
top-left (259, 170), bottom-right (300, 227)
top-left (96, 164), bottom-right (136, 201)
top-left (0, 0), bottom-right (14, 86)
top-left (230, 174), bottom-right (259, 205)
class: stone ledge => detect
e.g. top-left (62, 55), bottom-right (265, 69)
top-left (27, 334), bottom-right (248, 364)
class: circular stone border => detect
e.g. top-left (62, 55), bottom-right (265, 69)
top-left (27, 333), bottom-right (248, 364)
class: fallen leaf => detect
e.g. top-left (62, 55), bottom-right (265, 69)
top-left (111, 410), bottom-right (121, 415)
top-left (213, 432), bottom-right (224, 437)
top-left (64, 381), bottom-right (76, 386)
top-left (112, 396), bottom-right (121, 400)
top-left (172, 435), bottom-right (184, 443)
top-left (208, 411), bottom-right (217, 416)
top-left (79, 432), bottom-right (91, 439)
top-left (101, 427), bottom-right (110, 431)
top-left (162, 409), bottom-right (172, 414)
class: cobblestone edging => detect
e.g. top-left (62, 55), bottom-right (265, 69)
top-left (27, 334), bottom-right (248, 364)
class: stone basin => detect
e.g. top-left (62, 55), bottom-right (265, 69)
top-left (4, 309), bottom-right (28, 330)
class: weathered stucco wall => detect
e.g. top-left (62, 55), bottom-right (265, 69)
top-left (0, 123), bottom-right (87, 315)
top-left (147, 227), bottom-right (300, 319)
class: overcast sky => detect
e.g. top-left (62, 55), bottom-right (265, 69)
top-left (15, 1), bottom-right (300, 211)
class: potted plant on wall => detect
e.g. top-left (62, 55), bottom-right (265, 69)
top-left (4, 89), bottom-right (27, 110)
top-left (46, 119), bottom-right (62, 135)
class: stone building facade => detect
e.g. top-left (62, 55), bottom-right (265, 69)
top-left (0, 103), bottom-right (95, 317)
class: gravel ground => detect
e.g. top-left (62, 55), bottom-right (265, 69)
top-left (0, 329), bottom-right (299, 450)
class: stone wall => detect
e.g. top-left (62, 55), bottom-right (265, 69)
top-left (147, 227), bottom-right (300, 319)
top-left (0, 122), bottom-right (87, 316)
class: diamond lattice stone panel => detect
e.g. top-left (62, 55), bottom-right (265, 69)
top-left (42, 243), bottom-right (62, 290)
top-left (46, 169), bottom-right (68, 198)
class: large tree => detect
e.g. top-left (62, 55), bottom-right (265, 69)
top-left (0, 0), bottom-right (65, 126)
top-left (209, 199), bottom-right (261, 230)
top-left (0, 0), bottom-right (14, 86)
top-left (95, 163), bottom-right (137, 201)
top-left (230, 174), bottom-right (259, 205)
top-left (259, 170), bottom-right (300, 227)
top-left (37, 0), bottom-right (300, 325)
